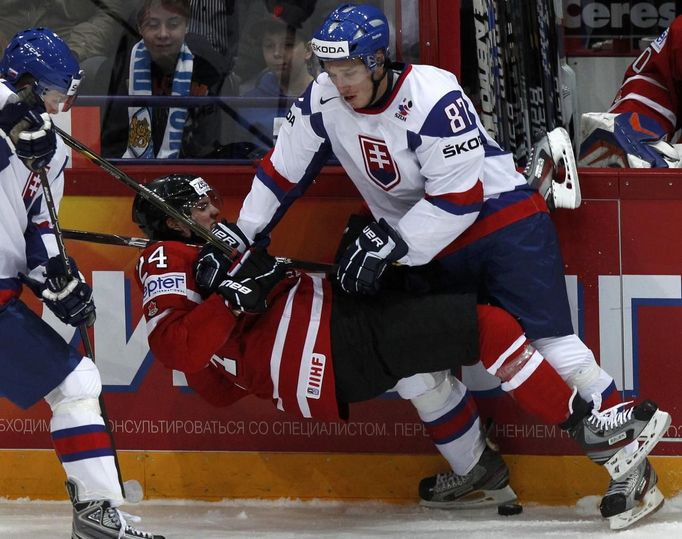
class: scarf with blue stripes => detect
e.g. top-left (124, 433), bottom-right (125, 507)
top-left (124, 40), bottom-right (193, 158)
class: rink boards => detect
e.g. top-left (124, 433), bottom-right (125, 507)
top-left (1, 150), bottom-right (682, 504)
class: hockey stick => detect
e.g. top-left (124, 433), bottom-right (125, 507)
top-left (53, 124), bottom-right (253, 258)
top-left (36, 169), bottom-right (126, 493)
top-left (52, 126), bottom-right (336, 272)
top-left (62, 228), bottom-right (338, 274)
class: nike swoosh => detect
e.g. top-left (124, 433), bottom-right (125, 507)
top-left (319, 96), bottom-right (340, 105)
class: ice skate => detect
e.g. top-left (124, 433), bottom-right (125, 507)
top-left (524, 126), bottom-right (581, 210)
top-left (570, 399), bottom-right (671, 480)
top-left (418, 447), bottom-right (517, 509)
top-left (600, 458), bottom-right (664, 530)
top-left (67, 479), bottom-right (164, 539)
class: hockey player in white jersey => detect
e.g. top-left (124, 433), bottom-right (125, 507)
top-left (0, 28), bottom-right (163, 539)
top-left (228, 4), bottom-right (670, 529)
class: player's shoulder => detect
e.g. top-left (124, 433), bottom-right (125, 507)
top-left (405, 64), bottom-right (461, 95)
top-left (401, 65), bottom-right (474, 137)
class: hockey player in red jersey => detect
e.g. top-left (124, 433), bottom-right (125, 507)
top-left (133, 174), bottom-right (669, 528)
top-left (0, 28), bottom-right (163, 539)
top-left (580, 16), bottom-right (682, 168)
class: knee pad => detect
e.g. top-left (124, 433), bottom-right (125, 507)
top-left (44, 357), bottom-right (102, 415)
top-left (394, 371), bottom-right (457, 415)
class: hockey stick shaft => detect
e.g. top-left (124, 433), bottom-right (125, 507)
top-left (62, 228), bottom-right (338, 274)
top-left (53, 125), bottom-right (238, 259)
top-left (63, 228), bottom-right (151, 249)
top-left (37, 169), bottom-right (126, 492)
top-left (37, 171), bottom-right (93, 357)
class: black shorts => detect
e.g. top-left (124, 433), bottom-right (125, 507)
top-left (330, 290), bottom-right (479, 404)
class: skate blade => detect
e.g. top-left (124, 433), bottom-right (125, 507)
top-left (605, 410), bottom-right (672, 480)
top-left (547, 127), bottom-right (581, 210)
top-left (608, 485), bottom-right (664, 530)
top-left (420, 485), bottom-right (517, 510)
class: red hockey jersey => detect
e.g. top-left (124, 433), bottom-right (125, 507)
top-left (134, 241), bottom-right (342, 420)
top-left (611, 16), bottom-right (682, 135)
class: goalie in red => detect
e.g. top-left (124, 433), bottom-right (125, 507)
top-left (579, 16), bottom-right (682, 168)
top-left (132, 173), bottom-right (670, 529)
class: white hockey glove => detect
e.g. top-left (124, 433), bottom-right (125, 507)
top-left (336, 218), bottom-right (408, 295)
top-left (524, 127), bottom-right (582, 210)
top-left (579, 112), bottom-right (682, 168)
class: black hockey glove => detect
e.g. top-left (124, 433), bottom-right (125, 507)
top-left (194, 221), bottom-right (250, 297)
top-left (0, 101), bottom-right (56, 171)
top-left (217, 249), bottom-right (287, 314)
top-left (20, 256), bottom-right (96, 327)
top-left (336, 218), bottom-right (408, 295)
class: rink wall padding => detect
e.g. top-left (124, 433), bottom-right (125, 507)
top-left (2, 158), bottom-right (682, 504)
top-left (0, 450), bottom-right (680, 504)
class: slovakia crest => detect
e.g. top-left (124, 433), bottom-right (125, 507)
top-left (358, 135), bottom-right (401, 191)
top-left (22, 172), bottom-right (43, 209)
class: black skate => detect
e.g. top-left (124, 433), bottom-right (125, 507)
top-left (66, 479), bottom-right (164, 539)
top-left (570, 399), bottom-right (670, 480)
top-left (418, 447), bottom-right (517, 509)
top-left (600, 458), bottom-right (664, 530)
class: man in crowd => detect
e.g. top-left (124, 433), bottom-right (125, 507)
top-left (579, 15), bottom-right (682, 168)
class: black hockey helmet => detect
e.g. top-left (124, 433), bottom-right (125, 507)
top-left (132, 174), bottom-right (219, 241)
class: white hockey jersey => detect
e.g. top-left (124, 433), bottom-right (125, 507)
top-left (237, 64), bottom-right (540, 266)
top-left (0, 81), bottom-right (67, 304)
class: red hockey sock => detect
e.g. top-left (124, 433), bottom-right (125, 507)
top-left (478, 305), bottom-right (573, 425)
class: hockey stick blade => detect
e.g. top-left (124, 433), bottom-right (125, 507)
top-left (62, 229), bottom-right (337, 273)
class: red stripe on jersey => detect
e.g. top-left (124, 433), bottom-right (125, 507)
top-left (53, 431), bottom-right (112, 457)
top-left (261, 149), bottom-right (295, 193)
top-left (0, 289), bottom-right (20, 304)
top-left (436, 191), bottom-right (548, 256)
top-left (426, 179), bottom-right (484, 208)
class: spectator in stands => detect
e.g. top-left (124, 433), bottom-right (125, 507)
top-left (98, 0), bottom-right (227, 159)
top-left (0, 0), bottom-right (139, 90)
top-left (579, 15), bottom-right (682, 168)
top-left (228, 7), bottom-right (315, 159)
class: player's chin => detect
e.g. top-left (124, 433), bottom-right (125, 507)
top-left (344, 95), bottom-right (363, 108)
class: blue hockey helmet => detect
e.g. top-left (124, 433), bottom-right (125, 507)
top-left (310, 3), bottom-right (389, 72)
top-left (0, 27), bottom-right (83, 111)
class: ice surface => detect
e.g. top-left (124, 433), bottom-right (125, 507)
top-left (1, 493), bottom-right (681, 538)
